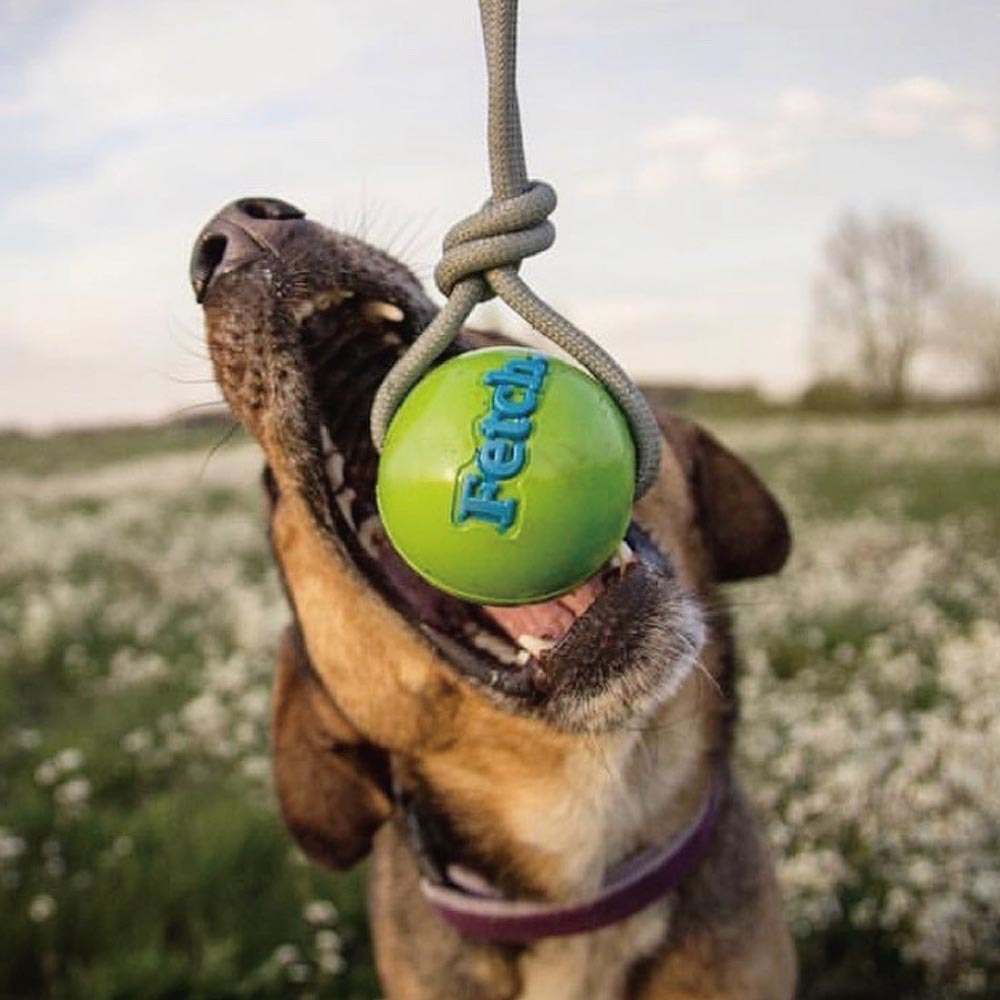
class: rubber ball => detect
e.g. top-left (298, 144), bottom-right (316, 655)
top-left (376, 347), bottom-right (636, 605)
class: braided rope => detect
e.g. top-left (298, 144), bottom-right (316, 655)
top-left (370, 0), bottom-right (662, 496)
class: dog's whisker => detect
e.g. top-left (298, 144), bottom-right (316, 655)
top-left (197, 420), bottom-right (241, 483)
top-left (164, 399), bottom-right (228, 421)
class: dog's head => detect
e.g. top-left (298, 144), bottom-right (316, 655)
top-left (192, 197), bottom-right (790, 886)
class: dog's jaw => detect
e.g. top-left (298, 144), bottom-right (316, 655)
top-left (197, 201), bottom-right (710, 734)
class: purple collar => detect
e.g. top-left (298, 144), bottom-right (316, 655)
top-left (420, 772), bottom-right (724, 943)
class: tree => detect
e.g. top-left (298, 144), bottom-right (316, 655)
top-left (941, 283), bottom-right (1000, 405)
top-left (812, 211), bottom-right (947, 408)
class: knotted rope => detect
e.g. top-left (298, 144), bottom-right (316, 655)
top-left (370, 0), bottom-right (662, 497)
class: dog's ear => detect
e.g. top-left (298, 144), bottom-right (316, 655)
top-left (658, 413), bottom-right (791, 582)
top-left (272, 623), bottom-right (392, 870)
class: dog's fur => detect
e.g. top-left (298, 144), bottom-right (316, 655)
top-left (196, 198), bottom-right (797, 999)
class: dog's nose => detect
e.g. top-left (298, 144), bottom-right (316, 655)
top-left (190, 197), bottom-right (306, 303)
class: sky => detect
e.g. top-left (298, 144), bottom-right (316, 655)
top-left (2, 0), bottom-right (998, 429)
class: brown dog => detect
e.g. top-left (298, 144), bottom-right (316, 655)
top-left (191, 197), bottom-right (797, 999)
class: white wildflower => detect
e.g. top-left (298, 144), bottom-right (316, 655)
top-left (287, 963), bottom-right (311, 983)
top-left (54, 777), bottom-right (91, 808)
top-left (304, 900), bottom-right (339, 926)
top-left (13, 728), bottom-right (41, 749)
top-left (0, 830), bottom-right (26, 863)
top-left (272, 944), bottom-right (300, 966)
top-left (34, 761), bottom-right (59, 786)
top-left (314, 928), bottom-right (342, 951)
top-left (240, 755), bottom-right (270, 782)
top-left (180, 692), bottom-right (228, 742)
top-left (28, 893), bottom-right (56, 923)
top-left (121, 728), bottom-right (153, 754)
top-left (106, 648), bottom-right (167, 689)
top-left (318, 952), bottom-right (345, 975)
top-left (54, 747), bottom-right (84, 773)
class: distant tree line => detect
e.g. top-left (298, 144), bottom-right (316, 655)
top-left (807, 209), bottom-right (1000, 409)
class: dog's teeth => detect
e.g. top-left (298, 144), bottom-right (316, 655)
top-left (358, 515), bottom-right (384, 556)
top-left (515, 649), bottom-right (531, 666)
top-left (325, 449), bottom-right (345, 491)
top-left (291, 300), bottom-right (316, 323)
top-left (320, 426), bottom-right (333, 456)
top-left (334, 487), bottom-right (357, 530)
top-left (292, 288), bottom-right (353, 323)
top-left (314, 289), bottom-right (354, 311)
top-left (362, 300), bottom-right (405, 323)
top-left (468, 630), bottom-right (520, 665)
top-left (615, 540), bottom-right (636, 575)
top-left (517, 634), bottom-right (555, 657)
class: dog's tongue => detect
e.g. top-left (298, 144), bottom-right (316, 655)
top-left (483, 571), bottom-right (607, 644)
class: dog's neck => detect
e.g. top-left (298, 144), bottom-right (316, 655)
top-left (501, 676), bottom-right (716, 899)
top-left (399, 679), bottom-right (721, 1000)
top-left (403, 670), bottom-right (717, 908)
top-left (421, 769), bottom-right (724, 942)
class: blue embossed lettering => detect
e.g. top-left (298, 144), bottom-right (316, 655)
top-left (456, 474), bottom-right (516, 530)
top-left (479, 438), bottom-right (526, 479)
top-left (480, 412), bottom-right (531, 440)
top-left (454, 354), bottom-right (549, 532)
top-left (493, 384), bottom-right (537, 418)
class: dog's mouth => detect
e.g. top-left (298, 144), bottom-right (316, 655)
top-left (195, 199), bottom-right (704, 729)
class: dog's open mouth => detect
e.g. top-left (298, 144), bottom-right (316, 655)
top-left (297, 285), bottom-right (680, 705)
top-left (195, 198), bottom-right (703, 727)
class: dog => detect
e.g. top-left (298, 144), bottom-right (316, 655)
top-left (191, 196), bottom-right (797, 999)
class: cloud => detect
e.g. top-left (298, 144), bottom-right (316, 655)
top-left (563, 292), bottom-right (804, 390)
top-left (642, 115), bottom-right (729, 149)
top-left (638, 108), bottom-right (807, 192)
top-left (631, 74), bottom-right (998, 197)
top-left (574, 170), bottom-right (624, 198)
top-left (956, 110), bottom-right (999, 149)
top-left (879, 76), bottom-right (960, 111)
top-left (633, 159), bottom-right (677, 194)
top-left (863, 75), bottom-right (997, 146)
top-left (775, 87), bottom-right (830, 124)
top-left (0, 0), bottom-right (477, 428)
top-left (1, 0), bottom-right (363, 152)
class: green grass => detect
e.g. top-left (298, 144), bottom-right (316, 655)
top-left (2, 410), bottom-right (998, 999)
top-left (0, 418), bottom-right (238, 478)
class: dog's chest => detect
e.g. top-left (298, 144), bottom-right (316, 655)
top-left (515, 903), bottom-right (670, 1000)
top-left (505, 726), bottom-right (701, 893)
top-left (511, 732), bottom-right (643, 888)
top-left (501, 730), bottom-right (703, 998)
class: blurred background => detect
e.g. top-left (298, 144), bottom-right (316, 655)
top-left (1, 1), bottom-right (998, 997)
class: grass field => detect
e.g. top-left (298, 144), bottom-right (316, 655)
top-left (1, 412), bottom-right (998, 999)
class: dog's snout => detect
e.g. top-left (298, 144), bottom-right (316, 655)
top-left (233, 197), bottom-right (305, 222)
top-left (190, 196), bottom-right (306, 303)
top-left (189, 233), bottom-right (229, 303)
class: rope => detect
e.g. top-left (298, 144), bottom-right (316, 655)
top-left (370, 0), bottom-right (662, 497)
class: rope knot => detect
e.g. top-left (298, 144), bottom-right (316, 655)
top-left (370, 0), bottom-right (662, 497)
top-left (434, 180), bottom-right (557, 299)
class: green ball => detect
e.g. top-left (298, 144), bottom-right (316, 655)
top-left (376, 347), bottom-right (636, 605)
